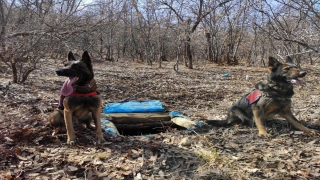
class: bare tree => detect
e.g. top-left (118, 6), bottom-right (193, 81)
top-left (251, 0), bottom-right (320, 63)
top-left (0, 0), bottom-right (53, 83)
top-left (161, 0), bottom-right (231, 69)
top-left (0, 0), bottom-right (93, 83)
top-left (1, 0), bottom-right (319, 79)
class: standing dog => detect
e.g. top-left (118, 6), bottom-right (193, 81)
top-left (55, 51), bottom-right (105, 144)
top-left (207, 56), bottom-right (316, 137)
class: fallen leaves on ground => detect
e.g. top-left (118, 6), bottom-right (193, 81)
top-left (1, 59), bottom-right (320, 179)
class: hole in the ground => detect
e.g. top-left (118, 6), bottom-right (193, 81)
top-left (117, 125), bottom-right (184, 136)
top-left (118, 128), bottom-right (165, 136)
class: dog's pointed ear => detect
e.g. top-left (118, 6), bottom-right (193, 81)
top-left (268, 57), bottom-right (280, 73)
top-left (68, 51), bottom-right (76, 61)
top-left (268, 57), bottom-right (280, 67)
top-left (81, 51), bottom-right (91, 64)
top-left (285, 56), bottom-right (293, 64)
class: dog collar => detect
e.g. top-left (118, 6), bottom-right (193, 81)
top-left (73, 79), bottom-right (96, 89)
top-left (72, 79), bottom-right (97, 94)
top-left (69, 91), bottom-right (97, 96)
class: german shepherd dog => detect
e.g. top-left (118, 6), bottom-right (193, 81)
top-left (48, 109), bottom-right (93, 136)
top-left (52, 51), bottom-right (105, 144)
top-left (207, 56), bottom-right (317, 137)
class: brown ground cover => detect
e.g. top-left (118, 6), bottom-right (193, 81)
top-left (1, 58), bottom-right (320, 179)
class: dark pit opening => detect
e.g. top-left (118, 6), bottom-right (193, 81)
top-left (116, 125), bottom-right (183, 136)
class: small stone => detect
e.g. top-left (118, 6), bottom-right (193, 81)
top-left (180, 137), bottom-right (192, 147)
top-left (64, 166), bottom-right (78, 176)
top-left (246, 75), bottom-right (250, 81)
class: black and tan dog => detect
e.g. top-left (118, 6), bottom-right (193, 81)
top-left (207, 56), bottom-right (316, 137)
top-left (50, 51), bottom-right (105, 144)
top-left (48, 109), bottom-right (93, 136)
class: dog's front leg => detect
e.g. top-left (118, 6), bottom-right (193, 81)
top-left (64, 108), bottom-right (76, 144)
top-left (279, 109), bottom-right (317, 135)
top-left (91, 108), bottom-right (106, 144)
top-left (252, 106), bottom-right (270, 137)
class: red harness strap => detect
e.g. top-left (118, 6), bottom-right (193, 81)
top-left (246, 89), bottom-right (261, 105)
top-left (69, 91), bottom-right (97, 97)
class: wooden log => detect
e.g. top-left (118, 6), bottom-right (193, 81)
top-left (106, 112), bottom-right (171, 124)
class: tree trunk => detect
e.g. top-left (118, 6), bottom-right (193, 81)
top-left (227, 43), bottom-right (231, 64)
top-left (184, 35), bottom-right (193, 69)
top-left (205, 31), bottom-right (213, 62)
top-left (11, 61), bottom-right (18, 83)
top-left (174, 41), bottom-right (182, 72)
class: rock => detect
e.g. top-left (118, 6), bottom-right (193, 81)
top-left (180, 137), bottom-right (192, 147)
top-left (64, 166), bottom-right (79, 176)
top-left (171, 117), bottom-right (196, 129)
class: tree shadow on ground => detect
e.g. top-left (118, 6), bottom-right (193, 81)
top-left (0, 121), bottom-right (232, 179)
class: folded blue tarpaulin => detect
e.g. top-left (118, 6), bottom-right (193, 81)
top-left (103, 100), bottom-right (166, 113)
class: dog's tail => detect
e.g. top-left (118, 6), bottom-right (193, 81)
top-left (206, 114), bottom-right (244, 126)
top-left (206, 106), bottom-right (250, 127)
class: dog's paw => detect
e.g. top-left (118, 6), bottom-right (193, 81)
top-left (258, 132), bottom-right (271, 138)
top-left (306, 130), bottom-right (318, 136)
top-left (97, 137), bottom-right (107, 144)
top-left (96, 133), bottom-right (107, 144)
top-left (67, 140), bottom-right (76, 145)
top-left (67, 137), bottom-right (77, 145)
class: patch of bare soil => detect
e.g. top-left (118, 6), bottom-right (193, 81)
top-left (1, 59), bottom-right (320, 180)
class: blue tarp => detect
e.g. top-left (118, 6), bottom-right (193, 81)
top-left (103, 100), bottom-right (166, 113)
top-left (101, 119), bottom-right (118, 136)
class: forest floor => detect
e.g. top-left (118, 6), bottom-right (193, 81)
top-left (1, 58), bottom-right (320, 180)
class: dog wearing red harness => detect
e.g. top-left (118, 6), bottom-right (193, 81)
top-left (49, 51), bottom-right (105, 145)
top-left (207, 56), bottom-right (317, 137)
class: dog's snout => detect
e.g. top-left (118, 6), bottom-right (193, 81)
top-left (56, 69), bottom-right (63, 76)
top-left (299, 71), bottom-right (307, 77)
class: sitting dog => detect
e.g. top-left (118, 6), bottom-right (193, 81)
top-left (54, 51), bottom-right (105, 144)
top-left (207, 56), bottom-right (317, 137)
top-left (48, 109), bottom-right (93, 136)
